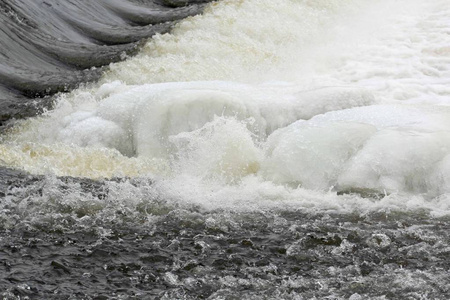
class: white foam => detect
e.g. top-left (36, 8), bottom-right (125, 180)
top-left (2, 0), bottom-right (450, 214)
top-left (262, 105), bottom-right (450, 196)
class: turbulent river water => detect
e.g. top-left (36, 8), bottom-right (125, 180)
top-left (1, 0), bottom-right (450, 299)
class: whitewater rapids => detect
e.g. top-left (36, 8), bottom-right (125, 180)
top-left (2, 0), bottom-right (450, 299)
top-left (1, 0), bottom-right (450, 212)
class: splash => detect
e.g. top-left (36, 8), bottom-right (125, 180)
top-left (1, 0), bottom-right (450, 213)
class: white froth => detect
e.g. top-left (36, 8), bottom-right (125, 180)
top-left (263, 105), bottom-right (450, 196)
top-left (1, 0), bottom-right (450, 213)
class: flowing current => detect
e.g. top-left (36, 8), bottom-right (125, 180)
top-left (1, 0), bottom-right (450, 299)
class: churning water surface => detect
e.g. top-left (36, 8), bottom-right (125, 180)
top-left (1, 0), bottom-right (450, 299)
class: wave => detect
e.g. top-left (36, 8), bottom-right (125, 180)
top-left (1, 0), bottom-right (450, 210)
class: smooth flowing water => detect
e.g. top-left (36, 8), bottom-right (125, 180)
top-left (1, 0), bottom-right (450, 298)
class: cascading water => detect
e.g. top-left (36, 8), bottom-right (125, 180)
top-left (1, 0), bottom-right (450, 298)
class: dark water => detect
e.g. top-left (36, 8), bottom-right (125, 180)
top-left (0, 0), bottom-right (209, 124)
top-left (1, 169), bottom-right (450, 299)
